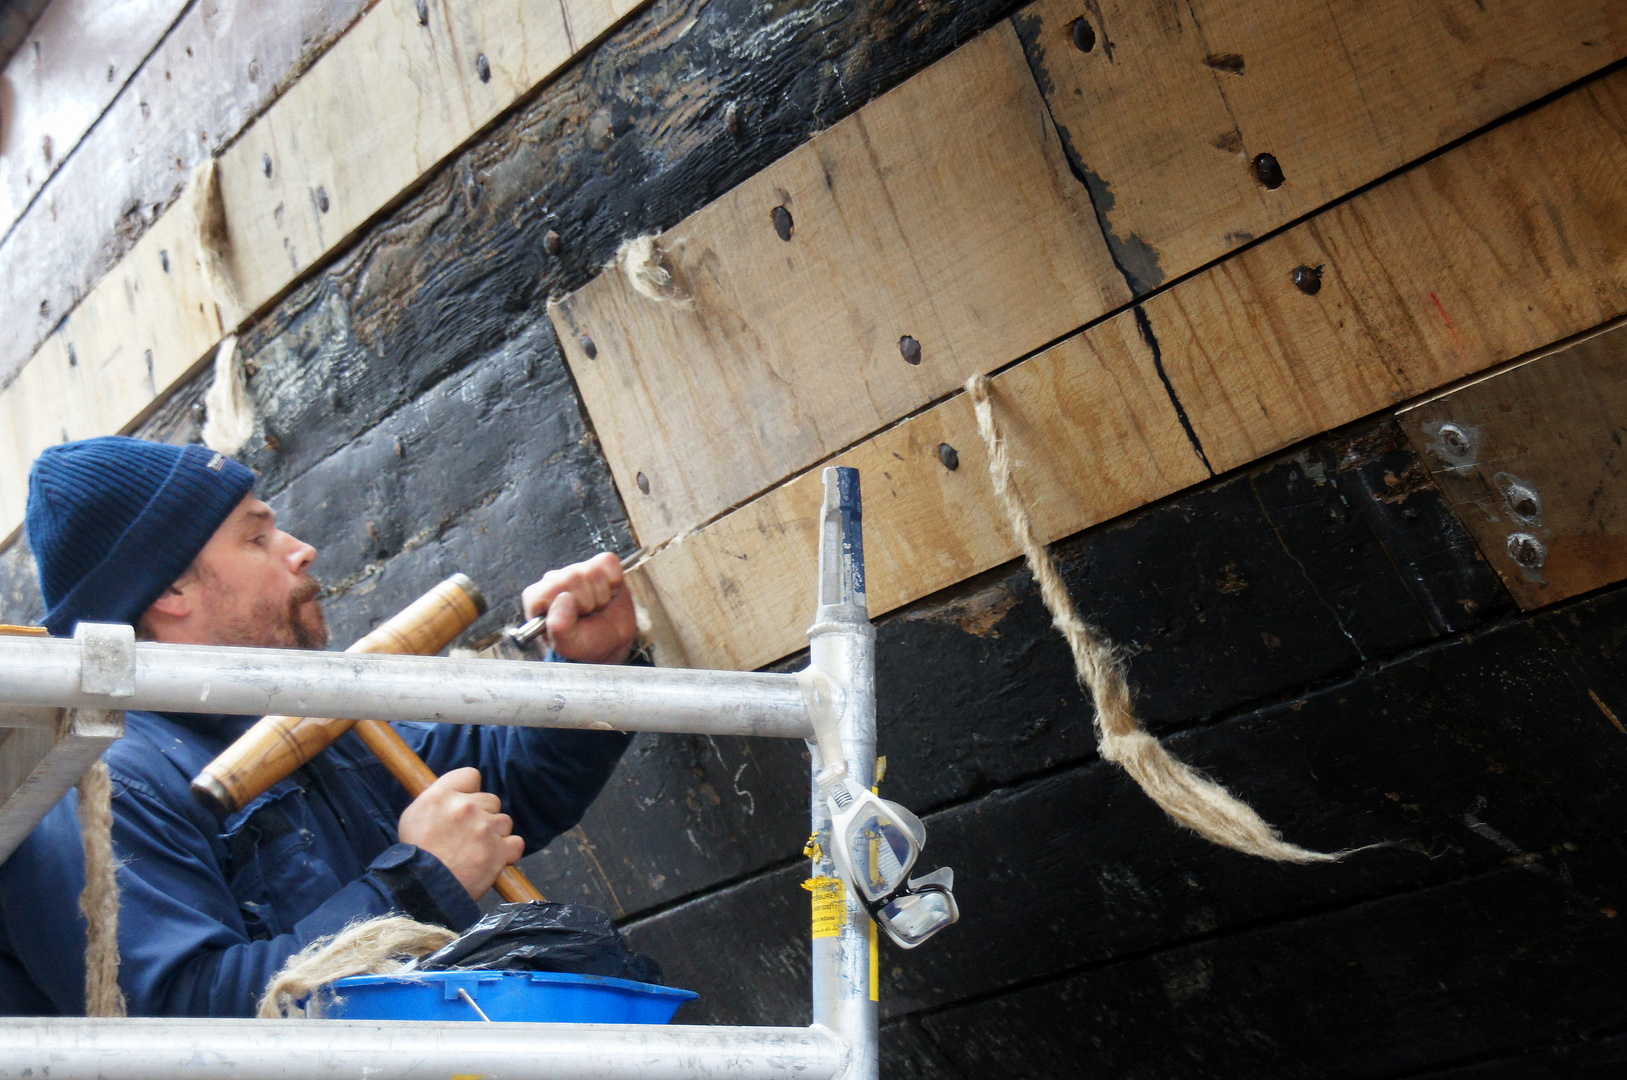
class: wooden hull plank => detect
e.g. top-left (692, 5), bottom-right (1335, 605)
top-left (1401, 321), bottom-right (1627, 610)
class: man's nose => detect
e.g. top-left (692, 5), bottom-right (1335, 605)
top-left (284, 534), bottom-right (317, 575)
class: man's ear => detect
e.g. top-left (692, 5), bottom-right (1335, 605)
top-left (143, 582), bottom-right (191, 621)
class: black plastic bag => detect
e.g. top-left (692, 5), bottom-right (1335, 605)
top-left (419, 902), bottom-right (663, 984)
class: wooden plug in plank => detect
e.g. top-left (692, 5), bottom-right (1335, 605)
top-left (634, 317), bottom-right (1206, 672)
top-left (0, 709), bottom-right (123, 866)
top-left (1016, 0), bottom-right (1627, 293)
top-left (1152, 68), bottom-right (1627, 476)
top-left (1400, 321), bottom-right (1627, 610)
top-left (550, 21), bottom-right (1128, 548)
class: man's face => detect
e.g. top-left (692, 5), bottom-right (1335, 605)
top-left (175, 496), bottom-right (328, 650)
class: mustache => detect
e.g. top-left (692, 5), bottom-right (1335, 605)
top-left (291, 577), bottom-right (323, 606)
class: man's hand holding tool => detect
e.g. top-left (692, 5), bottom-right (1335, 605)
top-left (517, 552), bottom-right (637, 665)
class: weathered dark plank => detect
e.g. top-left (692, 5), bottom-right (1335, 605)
top-left (877, 419), bottom-right (1509, 814)
top-left (618, 576), bottom-right (1627, 1042)
top-left (261, 320), bottom-right (633, 649)
top-left (520, 731), bottom-right (808, 918)
top-left (1402, 1032), bottom-right (1627, 1079)
top-left (619, 861), bottom-right (812, 1026)
top-left (916, 846), bottom-right (1627, 1078)
top-left (516, 419), bottom-right (1506, 922)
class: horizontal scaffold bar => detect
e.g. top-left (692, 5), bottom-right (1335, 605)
top-left (0, 1018), bottom-right (847, 1080)
top-left (0, 632), bottom-right (814, 739)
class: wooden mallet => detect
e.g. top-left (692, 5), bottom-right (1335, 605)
top-left (190, 573), bottom-right (546, 903)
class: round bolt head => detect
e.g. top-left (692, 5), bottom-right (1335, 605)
top-left (262, 153), bottom-right (273, 178)
top-left (938, 443), bottom-right (960, 471)
top-left (636, 471), bottom-right (651, 496)
top-left (580, 334), bottom-right (598, 360)
top-left (1507, 532), bottom-right (1547, 570)
top-left (1430, 421), bottom-right (1479, 467)
top-left (772, 205), bottom-right (794, 242)
top-left (476, 54), bottom-right (491, 83)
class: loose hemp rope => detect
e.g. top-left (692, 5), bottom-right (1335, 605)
top-left (967, 374), bottom-right (1342, 863)
top-left (78, 759), bottom-right (127, 1016)
top-left (259, 916), bottom-right (456, 1018)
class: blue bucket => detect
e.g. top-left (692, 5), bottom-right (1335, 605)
top-left (323, 970), bottom-right (698, 1024)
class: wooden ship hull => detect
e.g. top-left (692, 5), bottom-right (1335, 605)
top-left (2, 0), bottom-right (1626, 1074)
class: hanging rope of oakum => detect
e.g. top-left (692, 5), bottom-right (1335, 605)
top-left (78, 760), bottom-right (126, 1016)
top-left (967, 374), bottom-right (1347, 863)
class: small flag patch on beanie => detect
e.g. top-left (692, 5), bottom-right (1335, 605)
top-left (207, 453), bottom-right (226, 471)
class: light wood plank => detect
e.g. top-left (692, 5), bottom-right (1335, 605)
top-left (0, 0), bottom-right (649, 546)
top-left (549, 22), bottom-right (1129, 548)
top-left (0, 0), bottom-right (186, 238)
top-left (218, 0), bottom-right (641, 314)
top-left (0, 709), bottom-right (123, 866)
top-left (635, 318), bottom-right (1205, 671)
top-left (634, 65), bottom-right (1627, 672)
top-left (0, 0), bottom-right (374, 386)
top-left (1155, 69), bottom-right (1627, 475)
top-left (1400, 321), bottom-right (1627, 610)
top-left (1017, 0), bottom-right (1627, 292)
top-left (0, 185), bottom-right (227, 541)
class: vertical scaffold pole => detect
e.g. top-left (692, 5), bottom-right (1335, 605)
top-left (807, 466), bottom-right (878, 1080)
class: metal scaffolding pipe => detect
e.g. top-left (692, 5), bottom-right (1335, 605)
top-left (0, 635), bottom-right (812, 739)
top-left (808, 467), bottom-right (880, 1080)
top-left (0, 1019), bottom-right (847, 1080)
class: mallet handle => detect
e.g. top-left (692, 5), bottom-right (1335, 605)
top-left (190, 573), bottom-right (548, 903)
top-left (190, 574), bottom-right (483, 815)
top-left (350, 718), bottom-right (547, 903)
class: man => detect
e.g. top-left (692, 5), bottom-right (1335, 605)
top-left (0, 436), bottom-right (638, 1015)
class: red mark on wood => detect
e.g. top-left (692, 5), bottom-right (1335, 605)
top-left (1430, 292), bottom-right (1466, 359)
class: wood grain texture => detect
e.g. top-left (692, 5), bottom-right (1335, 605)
top-left (0, 0), bottom-right (374, 386)
top-left (634, 314), bottom-right (1205, 671)
top-left (1014, 0), bottom-right (1627, 294)
top-left (0, 709), bottom-right (122, 866)
top-left (0, 0), bottom-right (185, 237)
top-left (1155, 67), bottom-right (1627, 475)
top-left (1400, 321), bottom-right (1627, 610)
top-left (0, 180), bottom-right (228, 546)
top-left (634, 63), bottom-right (1627, 673)
top-left (0, 0), bottom-right (648, 547)
top-left (217, 0), bottom-right (641, 314)
top-left (550, 21), bottom-right (1128, 547)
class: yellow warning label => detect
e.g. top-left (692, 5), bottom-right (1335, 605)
top-left (869, 915), bottom-right (880, 1001)
top-left (804, 876), bottom-right (846, 938)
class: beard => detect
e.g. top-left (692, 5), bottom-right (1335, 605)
top-left (285, 576), bottom-right (329, 650)
top-left (199, 569), bottom-right (330, 650)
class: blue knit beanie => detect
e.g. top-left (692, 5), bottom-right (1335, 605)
top-left (27, 437), bottom-right (256, 637)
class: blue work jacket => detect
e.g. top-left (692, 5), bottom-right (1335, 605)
top-left (0, 708), bottom-right (629, 1017)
